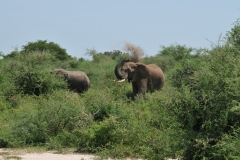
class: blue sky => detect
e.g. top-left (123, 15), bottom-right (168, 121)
top-left (1, 1), bottom-right (240, 59)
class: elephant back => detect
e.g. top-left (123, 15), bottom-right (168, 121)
top-left (147, 64), bottom-right (165, 90)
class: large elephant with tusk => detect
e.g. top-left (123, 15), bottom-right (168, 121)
top-left (114, 59), bottom-right (165, 96)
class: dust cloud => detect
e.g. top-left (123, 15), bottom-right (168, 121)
top-left (123, 43), bottom-right (144, 62)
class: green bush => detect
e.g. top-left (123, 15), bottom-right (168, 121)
top-left (227, 18), bottom-right (240, 50)
top-left (143, 54), bottom-right (176, 73)
top-left (21, 40), bottom-right (71, 61)
top-left (89, 90), bottom-right (183, 159)
top-left (10, 91), bottom-right (93, 146)
top-left (183, 131), bottom-right (240, 160)
top-left (170, 37), bottom-right (240, 158)
top-left (158, 44), bottom-right (194, 61)
top-left (1, 51), bottom-right (67, 98)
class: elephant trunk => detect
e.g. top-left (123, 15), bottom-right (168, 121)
top-left (114, 59), bottom-right (128, 80)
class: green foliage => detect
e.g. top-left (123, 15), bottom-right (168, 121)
top-left (0, 51), bottom-right (67, 99)
top-left (183, 130), bottom-right (240, 160)
top-left (103, 50), bottom-right (123, 60)
top-left (0, 51), bottom-right (3, 58)
top-left (4, 48), bottom-right (19, 58)
top-left (227, 18), bottom-right (240, 50)
top-left (86, 49), bottom-right (131, 63)
top-left (0, 46), bottom-right (185, 159)
top-left (158, 44), bottom-right (194, 61)
top-left (85, 49), bottom-right (110, 63)
top-left (170, 43), bottom-right (240, 130)
top-left (170, 30), bottom-right (240, 158)
top-left (10, 91), bottom-right (92, 146)
top-left (144, 54), bottom-right (176, 73)
top-left (20, 40), bottom-right (71, 60)
top-left (143, 45), bottom-right (202, 75)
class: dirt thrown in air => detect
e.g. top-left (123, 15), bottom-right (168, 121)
top-left (123, 43), bottom-right (144, 62)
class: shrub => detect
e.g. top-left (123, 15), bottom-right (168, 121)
top-left (21, 40), bottom-right (71, 61)
top-left (1, 51), bottom-right (67, 97)
top-left (92, 89), bottom-right (183, 160)
top-left (158, 44), bottom-right (194, 61)
top-left (103, 50), bottom-right (123, 60)
top-left (226, 18), bottom-right (240, 50)
top-left (10, 91), bottom-right (93, 146)
top-left (183, 131), bottom-right (240, 160)
top-left (171, 38), bottom-right (240, 159)
top-left (143, 54), bottom-right (176, 73)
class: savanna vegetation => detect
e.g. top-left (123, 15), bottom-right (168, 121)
top-left (0, 19), bottom-right (240, 160)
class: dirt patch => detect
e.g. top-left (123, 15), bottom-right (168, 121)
top-left (20, 152), bottom-right (95, 160)
top-left (0, 148), bottom-right (178, 160)
top-left (0, 149), bottom-right (95, 160)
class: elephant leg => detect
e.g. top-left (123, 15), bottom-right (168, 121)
top-left (147, 79), bottom-right (155, 92)
top-left (138, 79), bottom-right (148, 95)
top-left (132, 82), bottom-right (138, 95)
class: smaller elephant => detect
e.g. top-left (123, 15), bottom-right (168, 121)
top-left (51, 68), bottom-right (90, 93)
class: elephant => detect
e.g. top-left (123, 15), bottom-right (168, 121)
top-left (51, 68), bottom-right (90, 93)
top-left (114, 59), bottom-right (164, 96)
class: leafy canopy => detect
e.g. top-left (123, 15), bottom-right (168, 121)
top-left (20, 40), bottom-right (71, 61)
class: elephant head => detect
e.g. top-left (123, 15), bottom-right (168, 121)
top-left (50, 69), bottom-right (68, 80)
top-left (114, 59), bottom-right (164, 95)
top-left (115, 59), bottom-right (131, 81)
top-left (115, 60), bottom-right (148, 82)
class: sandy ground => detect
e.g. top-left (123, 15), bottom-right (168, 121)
top-left (19, 152), bottom-right (96, 160)
top-left (0, 148), bottom-right (177, 160)
top-left (0, 149), bottom-right (96, 160)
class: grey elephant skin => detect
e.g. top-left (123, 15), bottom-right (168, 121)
top-left (115, 60), bottom-right (164, 96)
top-left (51, 69), bottom-right (90, 93)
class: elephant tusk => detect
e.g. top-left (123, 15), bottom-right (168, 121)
top-left (117, 79), bottom-right (125, 82)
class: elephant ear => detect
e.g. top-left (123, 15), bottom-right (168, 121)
top-left (132, 63), bottom-right (149, 82)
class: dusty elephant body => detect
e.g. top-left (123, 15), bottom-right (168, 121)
top-left (115, 60), bottom-right (164, 96)
top-left (51, 69), bottom-right (90, 93)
